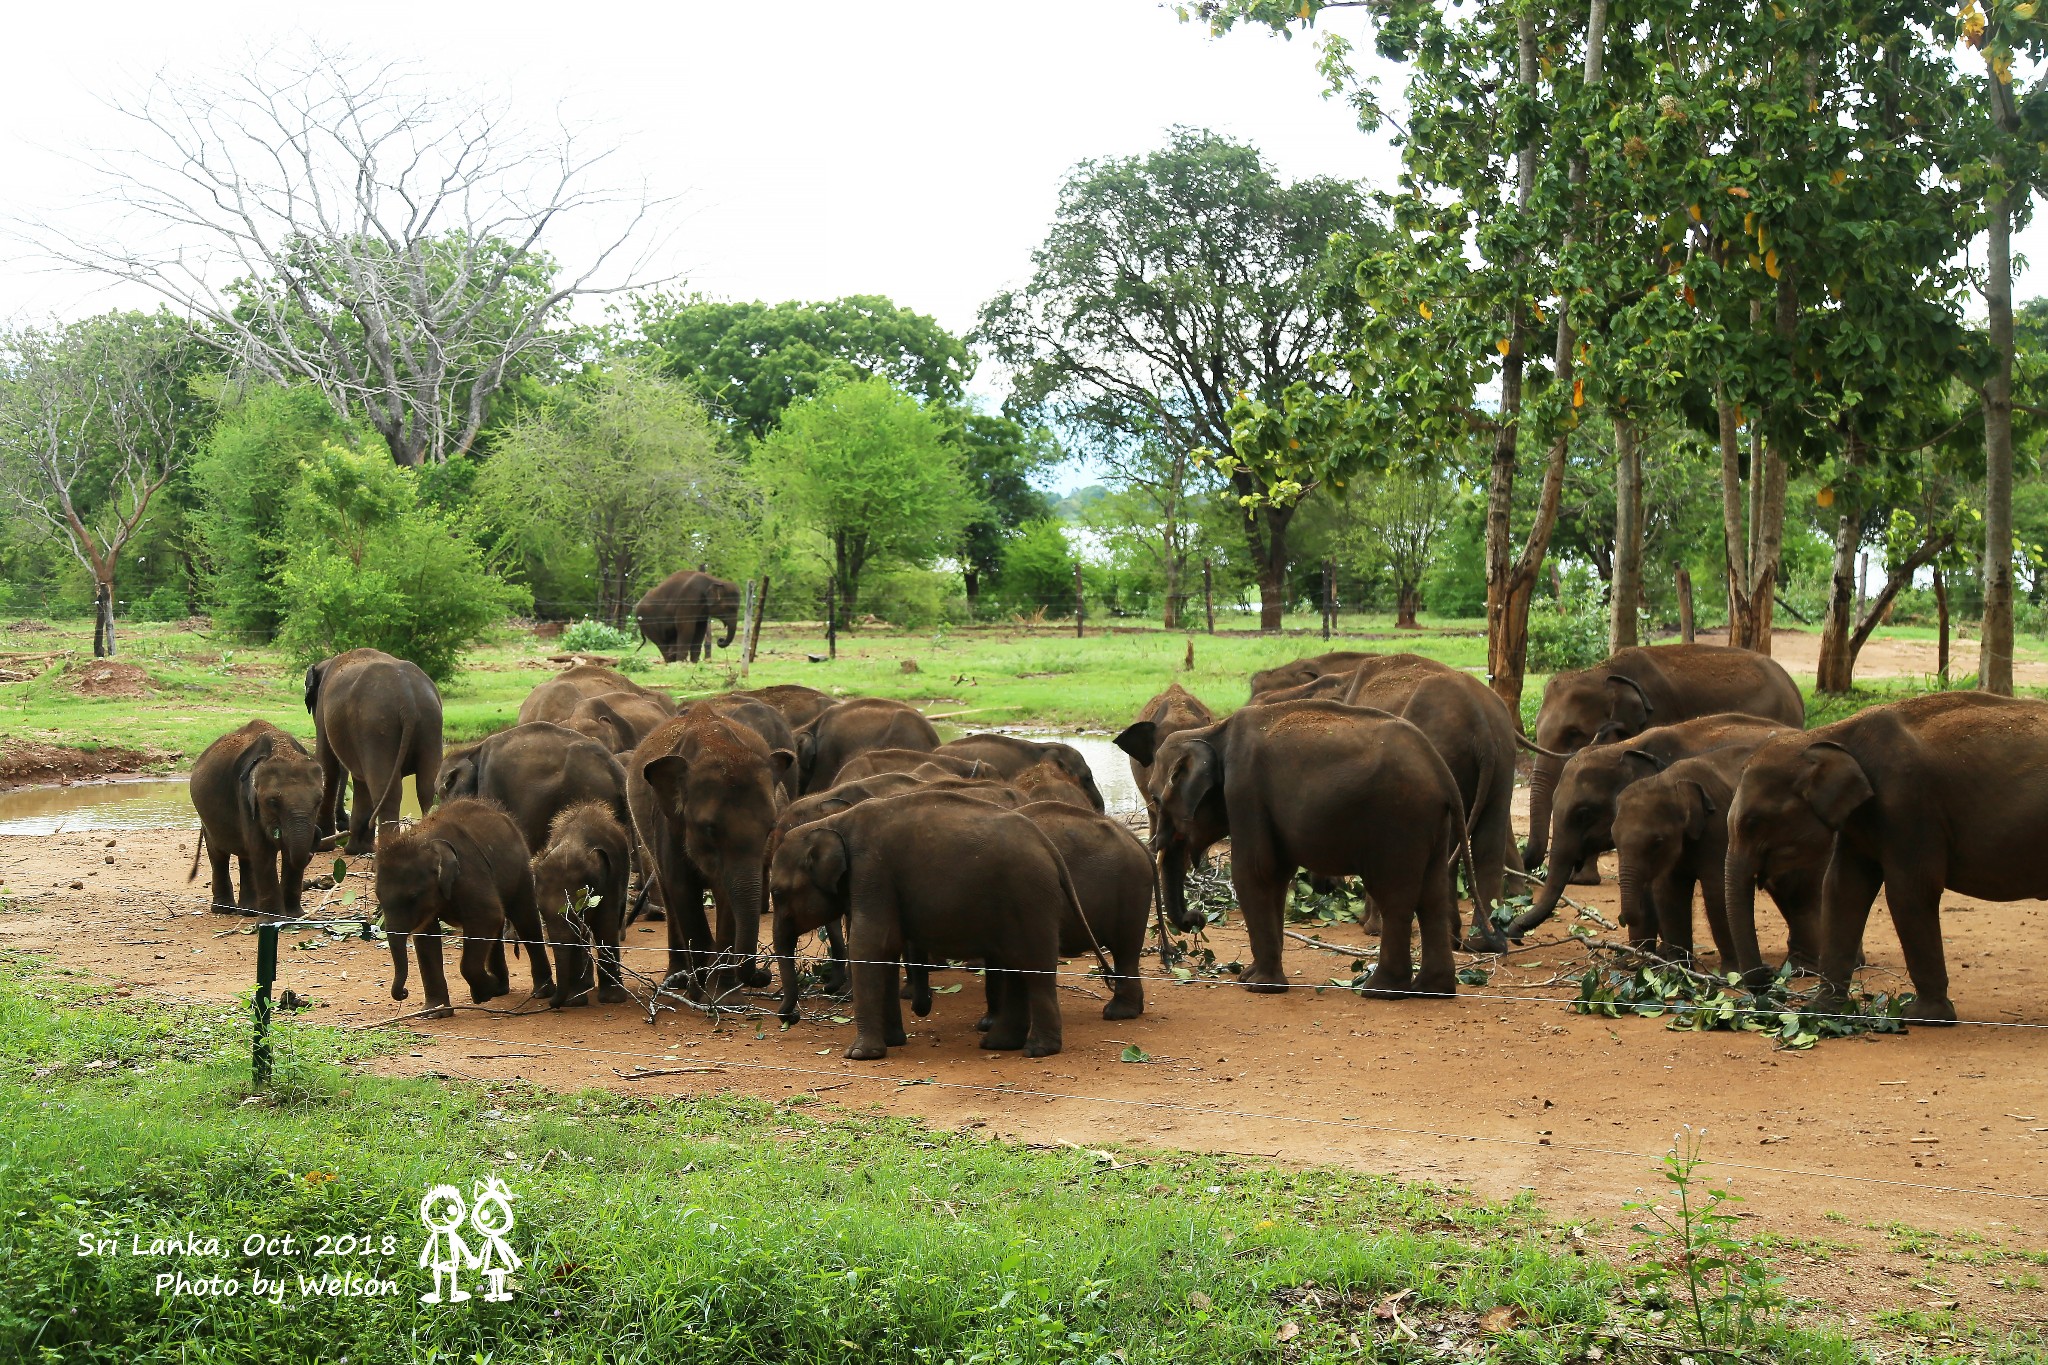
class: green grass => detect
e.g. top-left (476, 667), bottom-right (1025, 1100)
top-left (7, 954), bottom-right (2037, 1364)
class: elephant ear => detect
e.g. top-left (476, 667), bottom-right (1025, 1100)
top-left (1680, 780), bottom-right (1716, 840)
top-left (1112, 720), bottom-right (1159, 766)
top-left (803, 827), bottom-right (850, 896)
top-left (793, 729), bottom-right (819, 786)
top-left (1164, 738), bottom-right (1223, 823)
top-left (1619, 748), bottom-right (1665, 779)
top-left (1604, 674), bottom-right (1653, 731)
top-left (234, 733), bottom-right (275, 829)
top-left (644, 754), bottom-right (690, 816)
top-left (1798, 741), bottom-right (1874, 828)
top-left (432, 839), bottom-right (461, 902)
top-left (303, 661), bottom-right (327, 715)
top-left (767, 748), bottom-right (797, 781)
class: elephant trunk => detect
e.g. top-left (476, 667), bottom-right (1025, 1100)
top-left (1156, 840), bottom-right (1198, 933)
top-left (1505, 848), bottom-right (1573, 940)
top-left (718, 605), bottom-right (739, 649)
top-left (1615, 865), bottom-right (1651, 949)
top-left (723, 863), bottom-right (766, 970)
top-left (1523, 754), bottom-right (1562, 870)
top-left (1722, 842), bottom-right (1771, 987)
top-left (773, 911), bottom-right (802, 1022)
top-left (388, 931), bottom-right (411, 1002)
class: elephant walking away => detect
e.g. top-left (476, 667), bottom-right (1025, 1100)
top-left (1525, 644), bottom-right (1804, 874)
top-left (1128, 699), bottom-right (1479, 997)
top-left (1507, 712), bottom-right (1789, 939)
top-left (770, 790), bottom-right (1081, 1058)
top-left (519, 665), bottom-right (674, 727)
top-left (436, 722), bottom-right (630, 858)
top-left (935, 733), bottom-right (1105, 811)
top-left (792, 697), bottom-right (941, 793)
top-left (305, 649), bottom-right (444, 855)
top-left (531, 802), bottom-right (634, 1006)
top-left (188, 720), bottom-right (326, 917)
top-left (1611, 749), bottom-right (1820, 969)
top-left (377, 798), bottom-right (554, 1017)
top-left (634, 570), bottom-right (741, 664)
top-left (1725, 692), bottom-right (2048, 1023)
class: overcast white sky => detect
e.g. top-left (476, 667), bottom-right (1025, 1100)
top-left (2, 0), bottom-right (2038, 421)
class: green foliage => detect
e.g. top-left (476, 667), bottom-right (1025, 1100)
top-left (634, 293), bottom-right (973, 441)
top-left (1525, 569), bottom-right (1609, 673)
top-left (944, 407), bottom-right (1060, 603)
top-left (1420, 492), bottom-right (1488, 619)
top-left (275, 445), bottom-right (524, 682)
top-left (1624, 1128), bottom-right (1784, 1352)
top-left (558, 618), bottom-right (639, 654)
top-left (860, 567), bottom-right (968, 631)
top-left (1571, 955), bottom-right (1910, 1050)
top-left (130, 582), bottom-right (190, 623)
top-left (997, 519), bottom-right (1078, 616)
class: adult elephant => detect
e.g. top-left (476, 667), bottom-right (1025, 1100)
top-left (1114, 683), bottom-right (1215, 834)
top-left (1128, 699), bottom-right (1479, 996)
top-left (305, 649), bottom-right (444, 855)
top-left (1506, 713), bottom-right (1788, 940)
top-left (1724, 692), bottom-right (2048, 1023)
top-left (187, 720), bottom-right (327, 917)
top-left (1246, 651), bottom-right (1374, 700)
top-left (1341, 654), bottom-right (1524, 951)
top-left (793, 697), bottom-right (941, 794)
top-left (519, 665), bottom-right (673, 727)
top-left (935, 733), bottom-right (1104, 812)
top-left (634, 570), bottom-right (741, 664)
top-left (436, 722), bottom-right (630, 855)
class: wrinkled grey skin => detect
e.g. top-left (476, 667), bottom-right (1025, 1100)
top-left (792, 698), bottom-right (941, 794)
top-left (436, 722), bottom-right (630, 856)
top-left (188, 720), bottom-right (326, 917)
top-left (305, 649), bottom-right (444, 855)
top-left (833, 748), bottom-right (989, 785)
top-left (770, 791), bottom-right (1078, 1059)
top-left (519, 665), bottom-right (674, 727)
top-left (531, 801), bottom-right (634, 1006)
top-left (565, 691), bottom-right (675, 754)
top-left (634, 570), bottom-right (741, 664)
top-left (378, 798), bottom-right (553, 1017)
top-left (935, 733), bottom-right (1105, 812)
top-left (737, 684), bottom-right (840, 731)
top-left (1011, 802), bottom-right (1150, 1021)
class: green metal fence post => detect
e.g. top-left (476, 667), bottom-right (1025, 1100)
top-left (252, 922), bottom-right (279, 1089)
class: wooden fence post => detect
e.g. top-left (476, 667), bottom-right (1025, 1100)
top-left (746, 576), bottom-right (770, 664)
top-left (1321, 560), bottom-right (1334, 640)
top-left (826, 580), bottom-right (837, 661)
top-left (1674, 563), bottom-right (1696, 644)
top-left (1074, 563), bottom-right (1085, 638)
top-left (1203, 558), bottom-right (1215, 635)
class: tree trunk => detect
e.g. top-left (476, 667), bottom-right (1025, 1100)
top-left (1675, 563), bottom-right (1695, 643)
top-left (1982, 156), bottom-right (2017, 695)
top-left (93, 578), bottom-right (115, 658)
top-left (1610, 413), bottom-right (1643, 653)
top-left (963, 568), bottom-right (981, 612)
top-left (1934, 567), bottom-right (1950, 686)
top-left (1161, 551), bottom-right (1182, 631)
top-left (1718, 388), bottom-right (1757, 645)
top-left (1396, 582), bottom-right (1421, 629)
top-left (1815, 430), bottom-right (1865, 695)
top-left (1254, 503), bottom-right (1294, 633)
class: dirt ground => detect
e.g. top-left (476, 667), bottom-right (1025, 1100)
top-left (1693, 626), bottom-right (2048, 688)
top-left (3, 807), bottom-right (2044, 1338)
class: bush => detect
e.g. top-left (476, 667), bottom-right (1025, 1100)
top-left (130, 582), bottom-right (190, 622)
top-left (862, 568), bottom-right (968, 630)
top-left (1527, 566), bottom-right (1610, 672)
top-left (997, 519), bottom-right (1077, 617)
top-left (559, 618), bottom-right (640, 653)
top-left (275, 445), bottom-right (526, 683)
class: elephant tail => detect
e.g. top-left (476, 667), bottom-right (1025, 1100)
top-left (186, 828), bottom-right (206, 883)
top-left (369, 703), bottom-right (416, 845)
top-left (1453, 804), bottom-right (1499, 951)
top-left (1051, 843), bottom-right (1113, 980)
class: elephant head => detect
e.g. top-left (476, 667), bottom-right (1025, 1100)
top-left (708, 578), bottom-right (742, 650)
top-left (1525, 670), bottom-right (1653, 869)
top-left (1611, 772), bottom-right (1714, 949)
top-left (237, 734), bottom-right (325, 911)
top-left (303, 659), bottom-right (330, 716)
top-left (1508, 745), bottom-right (1663, 939)
top-left (1134, 724), bottom-right (1229, 933)
top-left (1724, 737), bottom-right (1873, 983)
top-left (434, 745), bottom-right (483, 805)
top-left (1040, 740), bottom-right (1105, 812)
top-left (769, 821), bottom-right (851, 1021)
top-left (531, 836), bottom-right (619, 1006)
top-left (568, 697), bottom-right (635, 753)
top-left (375, 833), bottom-right (461, 1004)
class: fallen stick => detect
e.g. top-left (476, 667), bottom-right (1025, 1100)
top-left (1283, 928), bottom-right (1378, 957)
top-left (617, 1066), bottom-right (724, 1079)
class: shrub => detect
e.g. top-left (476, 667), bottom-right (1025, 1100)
top-left (862, 568), bottom-right (968, 630)
top-left (997, 519), bottom-right (1077, 617)
top-left (1527, 566), bottom-right (1609, 673)
top-left (559, 618), bottom-right (640, 653)
top-left (130, 582), bottom-right (190, 622)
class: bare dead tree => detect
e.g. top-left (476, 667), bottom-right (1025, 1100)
top-left (0, 314), bottom-right (199, 656)
top-left (27, 45), bottom-right (669, 467)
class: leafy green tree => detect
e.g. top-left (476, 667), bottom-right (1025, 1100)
top-left (752, 378), bottom-right (978, 619)
top-left (479, 365), bottom-right (748, 623)
top-left (634, 294), bottom-right (973, 441)
top-left (1079, 439), bottom-right (1220, 629)
top-left (977, 127), bottom-right (1381, 632)
top-left (1334, 468), bottom-right (1456, 628)
top-left (942, 408), bottom-right (1059, 612)
top-left (997, 519), bottom-right (1079, 618)
top-left (0, 311), bottom-right (209, 655)
top-left (276, 444), bottom-right (524, 681)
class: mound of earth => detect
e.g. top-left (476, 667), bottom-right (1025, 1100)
top-left (0, 740), bottom-right (168, 787)
top-left (67, 660), bottom-right (152, 698)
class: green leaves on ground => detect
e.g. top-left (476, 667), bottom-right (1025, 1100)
top-left (1571, 957), bottom-right (1910, 1049)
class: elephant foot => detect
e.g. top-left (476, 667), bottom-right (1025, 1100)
top-left (846, 1041), bottom-right (888, 1061)
top-left (642, 907), bottom-right (666, 923)
top-left (1024, 1035), bottom-right (1062, 1058)
top-left (1240, 962), bottom-right (1288, 994)
top-left (777, 1005), bottom-right (800, 1026)
top-left (1102, 997), bottom-right (1142, 1021)
top-left (973, 1013), bottom-right (993, 1032)
top-left (1356, 967), bottom-right (1414, 998)
top-left (981, 1024), bottom-right (1027, 1051)
top-left (534, 981), bottom-right (556, 1000)
top-left (1462, 929), bottom-right (1508, 954)
top-left (1904, 996), bottom-right (1957, 1026)
top-left (598, 985), bottom-right (629, 1005)
top-left (423, 1003), bottom-right (455, 1020)
top-left (1411, 969), bottom-right (1458, 997)
top-left (1569, 869), bottom-right (1602, 887)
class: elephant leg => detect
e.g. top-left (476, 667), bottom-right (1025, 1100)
top-left (819, 917), bottom-right (850, 994)
top-left (1022, 967), bottom-right (1063, 1057)
top-left (1356, 893), bottom-right (1383, 936)
top-left (247, 845), bottom-right (281, 919)
top-left (981, 969), bottom-right (1029, 1051)
top-left (1878, 865), bottom-right (1955, 1026)
top-left (1410, 852), bottom-right (1458, 995)
top-left (207, 845), bottom-right (236, 912)
top-left (1465, 794), bottom-right (1513, 951)
top-left (235, 856), bottom-right (257, 912)
top-left (1104, 920), bottom-right (1144, 1020)
top-left (1813, 851), bottom-right (1885, 1017)
top-left (1231, 857), bottom-right (1290, 992)
top-left (315, 737), bottom-right (344, 840)
top-left (1360, 862), bottom-right (1433, 997)
top-left (345, 774), bottom-right (374, 855)
top-left (459, 931), bottom-right (502, 1004)
top-left (974, 965), bottom-right (996, 1030)
top-left (659, 855), bottom-right (714, 991)
top-left (416, 925), bottom-right (455, 1016)
top-left (1569, 853), bottom-right (1602, 887)
top-left (1654, 871), bottom-right (1696, 963)
top-left (1698, 866), bottom-right (1738, 967)
top-left (1772, 870), bottom-right (1827, 972)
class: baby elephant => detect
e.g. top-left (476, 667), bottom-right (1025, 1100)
top-left (377, 799), bottom-right (554, 1017)
top-left (531, 802), bottom-right (634, 1006)
top-left (1013, 801), bottom-right (1150, 1020)
top-left (770, 790), bottom-right (1079, 1059)
top-left (188, 720), bottom-right (326, 917)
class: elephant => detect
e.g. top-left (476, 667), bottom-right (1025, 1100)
top-left (629, 702), bottom-right (795, 992)
top-left (1611, 749), bottom-right (1821, 969)
top-left (1341, 653), bottom-right (1528, 951)
top-left (833, 748), bottom-right (990, 785)
top-left (1525, 644), bottom-right (1804, 874)
top-left (1246, 651), bottom-right (1374, 700)
top-left (1126, 699), bottom-right (1479, 996)
top-left (531, 801), bottom-right (634, 1007)
top-left (769, 790), bottom-right (1081, 1058)
top-left (738, 684), bottom-right (840, 731)
top-left (305, 649), bottom-right (444, 855)
top-left (1013, 801), bottom-right (1151, 1020)
top-left (793, 697), bottom-right (941, 793)
top-left (565, 691), bottom-right (678, 754)
top-left (187, 720), bottom-right (326, 917)
top-left (699, 693), bottom-right (801, 799)
top-left (1724, 692), bottom-right (2048, 1024)
top-left (1251, 672), bottom-right (1354, 703)
top-left (378, 798), bottom-right (553, 1016)
top-left (1115, 683), bottom-right (1216, 833)
top-left (518, 664), bottom-right (674, 727)
top-left (634, 570), bottom-right (741, 664)
top-left (436, 722), bottom-right (630, 856)
top-left (1506, 713), bottom-right (1790, 939)
top-left (1009, 760), bottom-right (1095, 809)
top-left (934, 734), bottom-right (1105, 812)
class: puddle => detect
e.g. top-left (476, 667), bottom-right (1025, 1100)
top-left (0, 778), bottom-right (425, 835)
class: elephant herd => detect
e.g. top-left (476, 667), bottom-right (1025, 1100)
top-left (186, 639), bottom-right (2045, 1061)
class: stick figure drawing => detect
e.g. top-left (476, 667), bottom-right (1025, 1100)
top-left (469, 1175), bottom-right (521, 1302)
top-left (417, 1184), bottom-right (477, 1304)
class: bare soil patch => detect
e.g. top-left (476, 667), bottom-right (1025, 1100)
top-left (1696, 627), bottom-right (2048, 687)
top-left (3, 816), bottom-right (2043, 1334)
top-left (65, 660), bottom-right (153, 698)
top-left (0, 741), bottom-right (168, 788)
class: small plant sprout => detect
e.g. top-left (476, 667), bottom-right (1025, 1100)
top-left (1623, 1125), bottom-right (1783, 1352)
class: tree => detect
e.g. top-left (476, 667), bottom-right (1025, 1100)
top-left (752, 378), bottom-right (978, 618)
top-left (635, 294), bottom-right (973, 441)
top-left (1079, 436), bottom-right (1215, 628)
top-left (480, 365), bottom-right (747, 623)
top-left (35, 46), bottom-right (661, 467)
top-left (0, 311), bottom-right (205, 655)
top-left (943, 408), bottom-right (1059, 611)
top-left (977, 127), bottom-right (1381, 631)
top-left (1336, 469), bottom-right (1456, 628)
